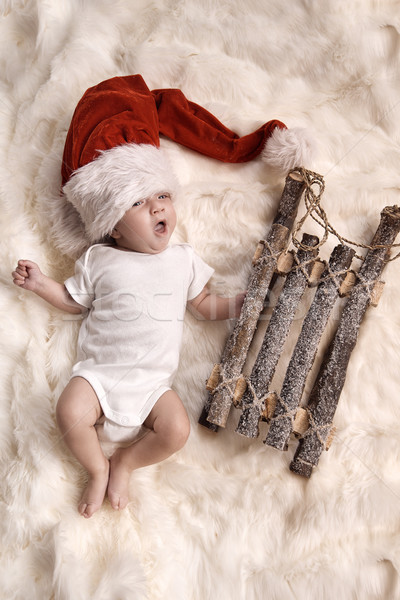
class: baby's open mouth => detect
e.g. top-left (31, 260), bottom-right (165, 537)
top-left (154, 220), bottom-right (166, 234)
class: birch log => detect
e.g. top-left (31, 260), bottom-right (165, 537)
top-left (235, 233), bottom-right (320, 438)
top-left (264, 243), bottom-right (355, 450)
top-left (290, 205), bottom-right (400, 477)
top-left (199, 171), bottom-right (306, 429)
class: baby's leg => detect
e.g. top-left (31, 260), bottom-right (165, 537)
top-left (108, 390), bottom-right (190, 510)
top-left (56, 377), bottom-right (109, 518)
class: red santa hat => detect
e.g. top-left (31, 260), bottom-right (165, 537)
top-left (55, 75), bottom-right (315, 256)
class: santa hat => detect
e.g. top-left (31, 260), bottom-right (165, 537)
top-left (55, 75), bottom-right (315, 257)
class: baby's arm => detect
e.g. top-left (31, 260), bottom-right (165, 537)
top-left (12, 259), bottom-right (84, 314)
top-left (188, 286), bottom-right (246, 321)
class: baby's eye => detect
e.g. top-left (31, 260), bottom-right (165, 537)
top-left (132, 200), bottom-right (143, 207)
top-left (158, 193), bottom-right (170, 200)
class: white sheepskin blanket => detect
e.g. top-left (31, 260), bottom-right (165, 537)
top-left (1, 1), bottom-right (400, 598)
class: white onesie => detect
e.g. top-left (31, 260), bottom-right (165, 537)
top-left (65, 243), bottom-right (214, 443)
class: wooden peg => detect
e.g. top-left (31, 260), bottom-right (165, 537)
top-left (370, 280), bottom-right (385, 307)
top-left (339, 270), bottom-right (356, 297)
top-left (206, 364), bottom-right (221, 392)
top-left (264, 392), bottom-right (278, 421)
top-left (276, 251), bottom-right (294, 275)
top-left (308, 259), bottom-right (326, 286)
top-left (252, 242), bottom-right (265, 265)
top-left (233, 375), bottom-right (247, 407)
top-left (325, 425), bottom-right (336, 450)
top-left (292, 407), bottom-right (309, 436)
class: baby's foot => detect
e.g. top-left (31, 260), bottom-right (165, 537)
top-left (78, 462), bottom-right (110, 519)
top-left (108, 449), bottom-right (132, 511)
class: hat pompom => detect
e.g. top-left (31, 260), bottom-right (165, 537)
top-left (262, 126), bottom-right (317, 174)
top-left (63, 143), bottom-right (179, 248)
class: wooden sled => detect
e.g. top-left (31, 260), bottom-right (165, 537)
top-left (199, 169), bottom-right (400, 478)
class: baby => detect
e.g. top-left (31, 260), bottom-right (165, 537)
top-left (12, 191), bottom-right (245, 518)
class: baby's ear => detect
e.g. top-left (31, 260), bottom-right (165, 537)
top-left (110, 227), bottom-right (121, 240)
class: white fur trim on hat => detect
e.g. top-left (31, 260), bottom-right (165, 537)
top-left (49, 194), bottom-right (89, 259)
top-left (62, 143), bottom-right (179, 250)
top-left (262, 126), bottom-right (317, 173)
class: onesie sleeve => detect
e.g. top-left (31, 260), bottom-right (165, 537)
top-left (187, 247), bottom-right (215, 301)
top-left (64, 251), bottom-right (95, 309)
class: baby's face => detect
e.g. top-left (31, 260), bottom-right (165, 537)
top-left (112, 192), bottom-right (176, 254)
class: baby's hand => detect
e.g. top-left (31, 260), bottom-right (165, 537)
top-left (12, 259), bottom-right (43, 292)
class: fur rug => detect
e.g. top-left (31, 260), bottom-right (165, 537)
top-left (1, 1), bottom-right (400, 598)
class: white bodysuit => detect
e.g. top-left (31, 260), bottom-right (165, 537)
top-left (65, 244), bottom-right (214, 443)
